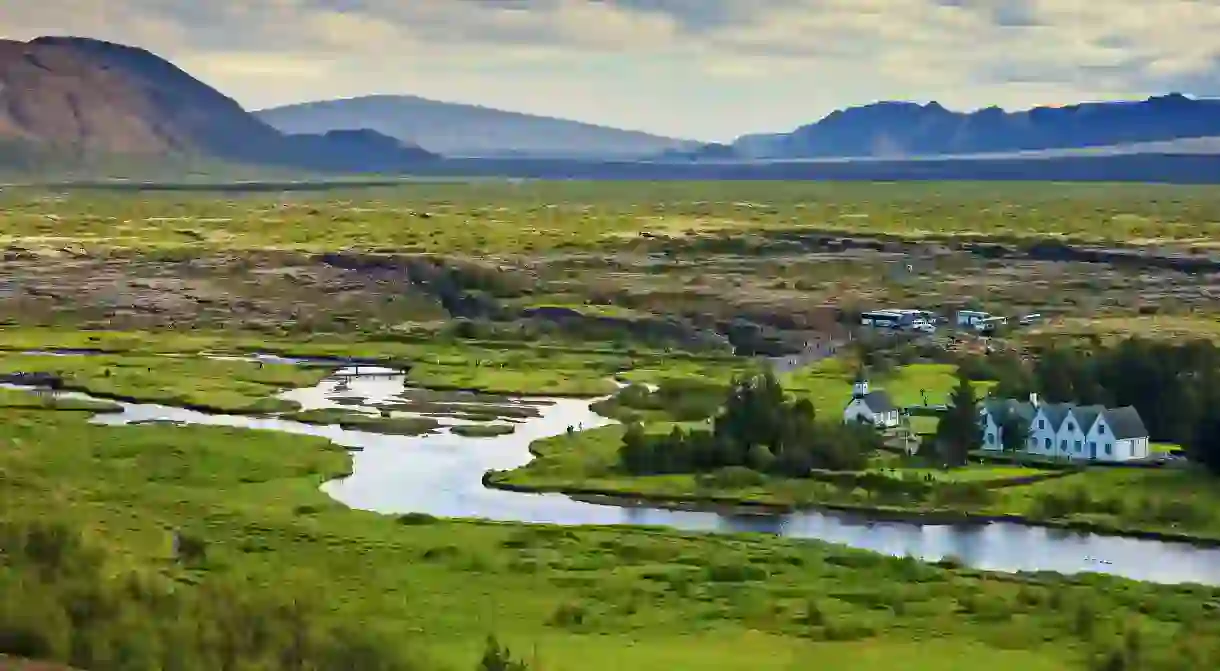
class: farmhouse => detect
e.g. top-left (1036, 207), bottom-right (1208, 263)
top-left (843, 376), bottom-right (901, 429)
top-left (979, 394), bottom-right (1151, 462)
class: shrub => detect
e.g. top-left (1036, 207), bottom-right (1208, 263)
top-left (0, 519), bottom-right (423, 671)
top-left (549, 602), bottom-right (588, 628)
top-left (397, 512), bottom-right (438, 526)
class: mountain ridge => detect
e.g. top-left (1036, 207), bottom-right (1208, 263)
top-left (678, 94), bottom-right (1220, 160)
top-left (256, 94), bottom-right (701, 159)
top-left (0, 36), bottom-right (437, 173)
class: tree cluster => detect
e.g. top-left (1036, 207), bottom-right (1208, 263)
top-left (619, 371), bottom-right (882, 478)
top-left (979, 337), bottom-right (1220, 473)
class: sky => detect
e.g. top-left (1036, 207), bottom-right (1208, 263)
top-left (3, 0), bottom-right (1219, 142)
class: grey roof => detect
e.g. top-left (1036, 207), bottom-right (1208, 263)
top-left (860, 390), bottom-right (896, 413)
top-left (982, 399), bottom-right (1036, 424)
top-left (1103, 406), bottom-right (1149, 440)
top-left (1038, 403), bottom-right (1075, 431)
top-left (1072, 405), bottom-right (1105, 433)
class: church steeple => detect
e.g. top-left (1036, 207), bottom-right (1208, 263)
top-left (852, 367), bottom-right (869, 399)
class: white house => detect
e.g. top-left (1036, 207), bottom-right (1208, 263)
top-left (843, 377), bottom-right (901, 429)
top-left (1085, 406), bottom-right (1152, 461)
top-left (980, 394), bottom-right (1150, 463)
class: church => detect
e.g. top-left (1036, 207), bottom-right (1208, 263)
top-left (842, 376), bottom-right (901, 429)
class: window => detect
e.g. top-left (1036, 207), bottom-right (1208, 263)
top-left (1060, 440), bottom-right (1067, 451)
top-left (986, 433), bottom-right (995, 444)
top-left (1039, 419), bottom-right (1045, 429)
top-left (1075, 441), bottom-right (1082, 452)
top-left (1104, 443), bottom-right (1111, 455)
top-left (1067, 422), bottom-right (1074, 431)
top-left (1099, 424), bottom-right (1105, 434)
top-left (1044, 438), bottom-right (1051, 449)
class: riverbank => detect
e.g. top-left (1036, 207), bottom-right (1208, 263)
top-left (492, 425), bottom-right (1220, 548)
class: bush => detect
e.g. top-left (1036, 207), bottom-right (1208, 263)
top-left (0, 519), bottom-right (423, 671)
top-left (549, 602), bottom-right (589, 628)
top-left (397, 512), bottom-right (439, 526)
top-left (479, 635), bottom-right (531, 671)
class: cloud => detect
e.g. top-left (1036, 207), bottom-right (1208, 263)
top-left (2, 0), bottom-right (1220, 140)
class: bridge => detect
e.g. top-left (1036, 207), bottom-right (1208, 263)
top-left (330, 365), bottom-right (403, 381)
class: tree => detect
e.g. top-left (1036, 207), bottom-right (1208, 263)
top-left (619, 423), bottom-right (653, 474)
top-left (936, 372), bottom-right (982, 466)
top-left (1189, 412), bottom-right (1220, 475)
top-left (1000, 415), bottom-right (1030, 455)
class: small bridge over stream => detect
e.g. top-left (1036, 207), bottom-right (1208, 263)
top-left (330, 366), bottom-right (402, 381)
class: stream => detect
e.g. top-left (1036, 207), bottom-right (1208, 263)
top-left (9, 356), bottom-right (1220, 586)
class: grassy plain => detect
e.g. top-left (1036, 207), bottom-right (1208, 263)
top-left (6, 182), bottom-right (1220, 252)
top-left (4, 402), bottom-right (1220, 671)
top-left (3, 182), bottom-right (1220, 343)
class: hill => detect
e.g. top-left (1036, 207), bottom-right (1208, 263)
top-left (256, 95), bottom-right (700, 159)
top-left (0, 37), bottom-right (436, 174)
top-left (682, 94), bottom-right (1220, 160)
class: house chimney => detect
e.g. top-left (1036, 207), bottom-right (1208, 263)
top-left (1029, 392), bottom-right (1039, 407)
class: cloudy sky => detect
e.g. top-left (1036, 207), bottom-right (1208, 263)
top-left (3, 0), bottom-right (1217, 141)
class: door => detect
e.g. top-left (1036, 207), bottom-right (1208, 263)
top-left (1089, 441), bottom-right (1096, 460)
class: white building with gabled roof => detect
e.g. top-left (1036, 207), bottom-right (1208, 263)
top-left (980, 393), bottom-right (1151, 462)
top-left (843, 376), bottom-right (900, 429)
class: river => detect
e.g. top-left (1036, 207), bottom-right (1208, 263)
top-left (9, 357), bottom-right (1220, 586)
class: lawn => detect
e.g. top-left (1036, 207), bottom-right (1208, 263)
top-left (872, 465), bottom-right (1048, 484)
top-left (3, 406), bottom-right (1218, 670)
top-left (782, 360), bottom-right (995, 415)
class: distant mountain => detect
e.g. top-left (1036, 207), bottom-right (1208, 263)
top-left (256, 95), bottom-right (700, 159)
top-left (676, 94), bottom-right (1220, 160)
top-left (0, 37), bottom-right (436, 173)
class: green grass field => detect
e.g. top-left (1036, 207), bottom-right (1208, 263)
top-left (4, 400), bottom-right (1219, 670)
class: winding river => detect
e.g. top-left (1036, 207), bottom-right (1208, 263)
top-left (11, 358), bottom-right (1220, 586)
